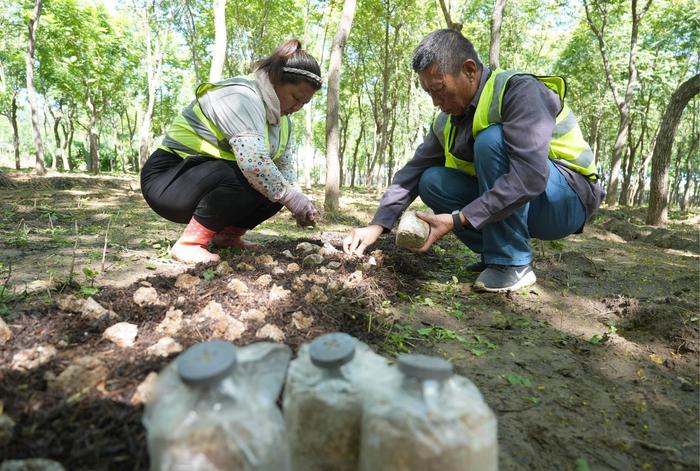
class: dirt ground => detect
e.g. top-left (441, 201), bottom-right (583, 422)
top-left (0, 172), bottom-right (698, 471)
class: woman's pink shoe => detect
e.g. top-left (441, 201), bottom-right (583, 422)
top-left (211, 226), bottom-right (260, 249)
top-left (170, 218), bottom-right (221, 264)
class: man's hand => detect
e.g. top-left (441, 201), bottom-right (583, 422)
top-left (413, 211), bottom-right (463, 253)
top-left (343, 224), bottom-right (384, 256)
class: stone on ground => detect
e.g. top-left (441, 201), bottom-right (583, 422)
top-left (103, 322), bottom-right (138, 348)
top-left (11, 345), bottom-right (57, 371)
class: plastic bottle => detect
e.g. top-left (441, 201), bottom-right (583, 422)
top-left (283, 332), bottom-right (391, 471)
top-left (359, 353), bottom-right (498, 471)
top-left (144, 340), bottom-right (292, 471)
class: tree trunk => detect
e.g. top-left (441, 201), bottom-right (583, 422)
top-left (488, 0), bottom-right (506, 69)
top-left (438, 0), bottom-right (462, 31)
top-left (350, 125), bottom-right (364, 188)
top-left (324, 0), bottom-right (357, 212)
top-left (303, 104), bottom-right (313, 190)
top-left (26, 0), bottom-right (46, 176)
top-left (209, 0), bottom-right (226, 82)
top-left (584, 0), bottom-right (652, 207)
top-left (669, 144), bottom-right (684, 206)
top-left (10, 91), bottom-right (20, 170)
top-left (87, 94), bottom-right (100, 173)
top-left (49, 106), bottom-right (65, 172)
top-left (139, 26), bottom-right (166, 167)
top-left (646, 74), bottom-right (700, 225)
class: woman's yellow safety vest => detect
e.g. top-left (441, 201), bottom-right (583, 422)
top-left (159, 76), bottom-right (290, 162)
top-left (432, 69), bottom-right (597, 180)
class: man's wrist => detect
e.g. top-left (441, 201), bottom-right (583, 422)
top-left (451, 210), bottom-right (467, 233)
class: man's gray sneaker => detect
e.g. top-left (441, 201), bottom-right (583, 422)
top-left (473, 264), bottom-right (536, 293)
top-left (466, 260), bottom-right (487, 273)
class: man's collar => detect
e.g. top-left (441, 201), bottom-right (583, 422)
top-left (470, 66), bottom-right (491, 109)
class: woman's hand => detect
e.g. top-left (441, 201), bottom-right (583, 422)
top-left (343, 225), bottom-right (384, 256)
top-left (282, 189), bottom-right (317, 227)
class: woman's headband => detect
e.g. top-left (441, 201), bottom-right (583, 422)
top-left (282, 66), bottom-right (323, 86)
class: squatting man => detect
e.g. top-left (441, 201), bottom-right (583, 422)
top-left (343, 29), bottom-right (604, 293)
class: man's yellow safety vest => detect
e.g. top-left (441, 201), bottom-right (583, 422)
top-left (432, 69), bottom-right (598, 180)
top-left (160, 76), bottom-right (290, 162)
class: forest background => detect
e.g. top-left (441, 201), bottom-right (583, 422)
top-left (0, 0), bottom-right (698, 224)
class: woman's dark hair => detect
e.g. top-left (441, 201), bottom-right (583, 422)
top-left (253, 39), bottom-right (322, 91)
top-left (412, 29), bottom-right (482, 75)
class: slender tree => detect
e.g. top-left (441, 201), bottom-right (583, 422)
top-left (488, 0), bottom-right (506, 69)
top-left (325, 0), bottom-right (357, 212)
top-left (438, 0), bottom-right (462, 31)
top-left (26, 0), bottom-right (46, 175)
top-left (209, 0), bottom-right (226, 82)
top-left (584, 0), bottom-right (652, 206)
top-left (646, 74), bottom-right (700, 225)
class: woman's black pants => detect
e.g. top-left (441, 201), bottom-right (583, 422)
top-left (141, 149), bottom-right (283, 232)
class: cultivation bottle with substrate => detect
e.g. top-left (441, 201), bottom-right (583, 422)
top-left (143, 340), bottom-right (292, 471)
top-left (283, 332), bottom-right (392, 471)
top-left (359, 353), bottom-right (498, 471)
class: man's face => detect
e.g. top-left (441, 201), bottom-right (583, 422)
top-left (417, 61), bottom-right (480, 117)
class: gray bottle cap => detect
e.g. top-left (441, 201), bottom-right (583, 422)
top-left (397, 354), bottom-right (453, 381)
top-left (177, 340), bottom-right (238, 387)
top-left (309, 332), bottom-right (356, 369)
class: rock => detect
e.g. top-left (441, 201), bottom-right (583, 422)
top-left (227, 278), bottom-right (249, 294)
top-left (147, 337), bottom-right (183, 357)
top-left (139, 280), bottom-right (152, 287)
top-left (303, 253), bottom-right (324, 266)
top-left (55, 294), bottom-right (83, 312)
top-left (56, 295), bottom-right (116, 321)
top-left (296, 242), bottom-right (320, 254)
top-left (256, 324), bottom-right (285, 342)
top-left (327, 261), bottom-right (342, 270)
top-left (292, 311), bottom-right (313, 331)
top-left (292, 278), bottom-right (305, 290)
top-left (269, 284), bottom-right (291, 302)
top-left (272, 267), bottom-right (285, 276)
top-left (11, 345), bottom-right (57, 371)
top-left (255, 274), bottom-right (273, 287)
top-left (343, 270), bottom-right (364, 289)
top-left (395, 210), bottom-right (430, 249)
top-left (0, 413), bottom-right (15, 447)
top-left (287, 263), bottom-right (300, 273)
top-left (319, 242), bottom-right (340, 258)
top-left (215, 261), bottom-right (233, 276)
top-left (80, 297), bottom-right (117, 321)
top-left (236, 262), bottom-right (255, 272)
top-left (367, 256), bottom-right (378, 266)
top-left (132, 287), bottom-right (163, 307)
top-left (175, 273), bottom-right (200, 289)
top-left (175, 296), bottom-right (186, 306)
top-left (103, 322), bottom-right (138, 348)
top-left (130, 372), bottom-right (159, 406)
top-left (0, 317), bottom-right (12, 346)
top-left (47, 356), bottom-right (108, 396)
top-left (304, 285), bottom-right (328, 304)
top-left (0, 459), bottom-right (66, 471)
top-left (240, 308), bottom-right (267, 322)
top-left (255, 254), bottom-right (275, 266)
top-left (196, 301), bottom-right (246, 341)
top-left (155, 307), bottom-right (183, 336)
top-left (281, 250), bottom-right (295, 259)
top-left (369, 249), bottom-right (385, 267)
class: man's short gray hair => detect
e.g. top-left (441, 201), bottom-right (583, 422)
top-left (412, 29), bottom-right (483, 75)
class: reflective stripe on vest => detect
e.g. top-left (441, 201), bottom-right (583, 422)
top-left (433, 69), bottom-right (597, 180)
top-left (160, 76), bottom-right (290, 162)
